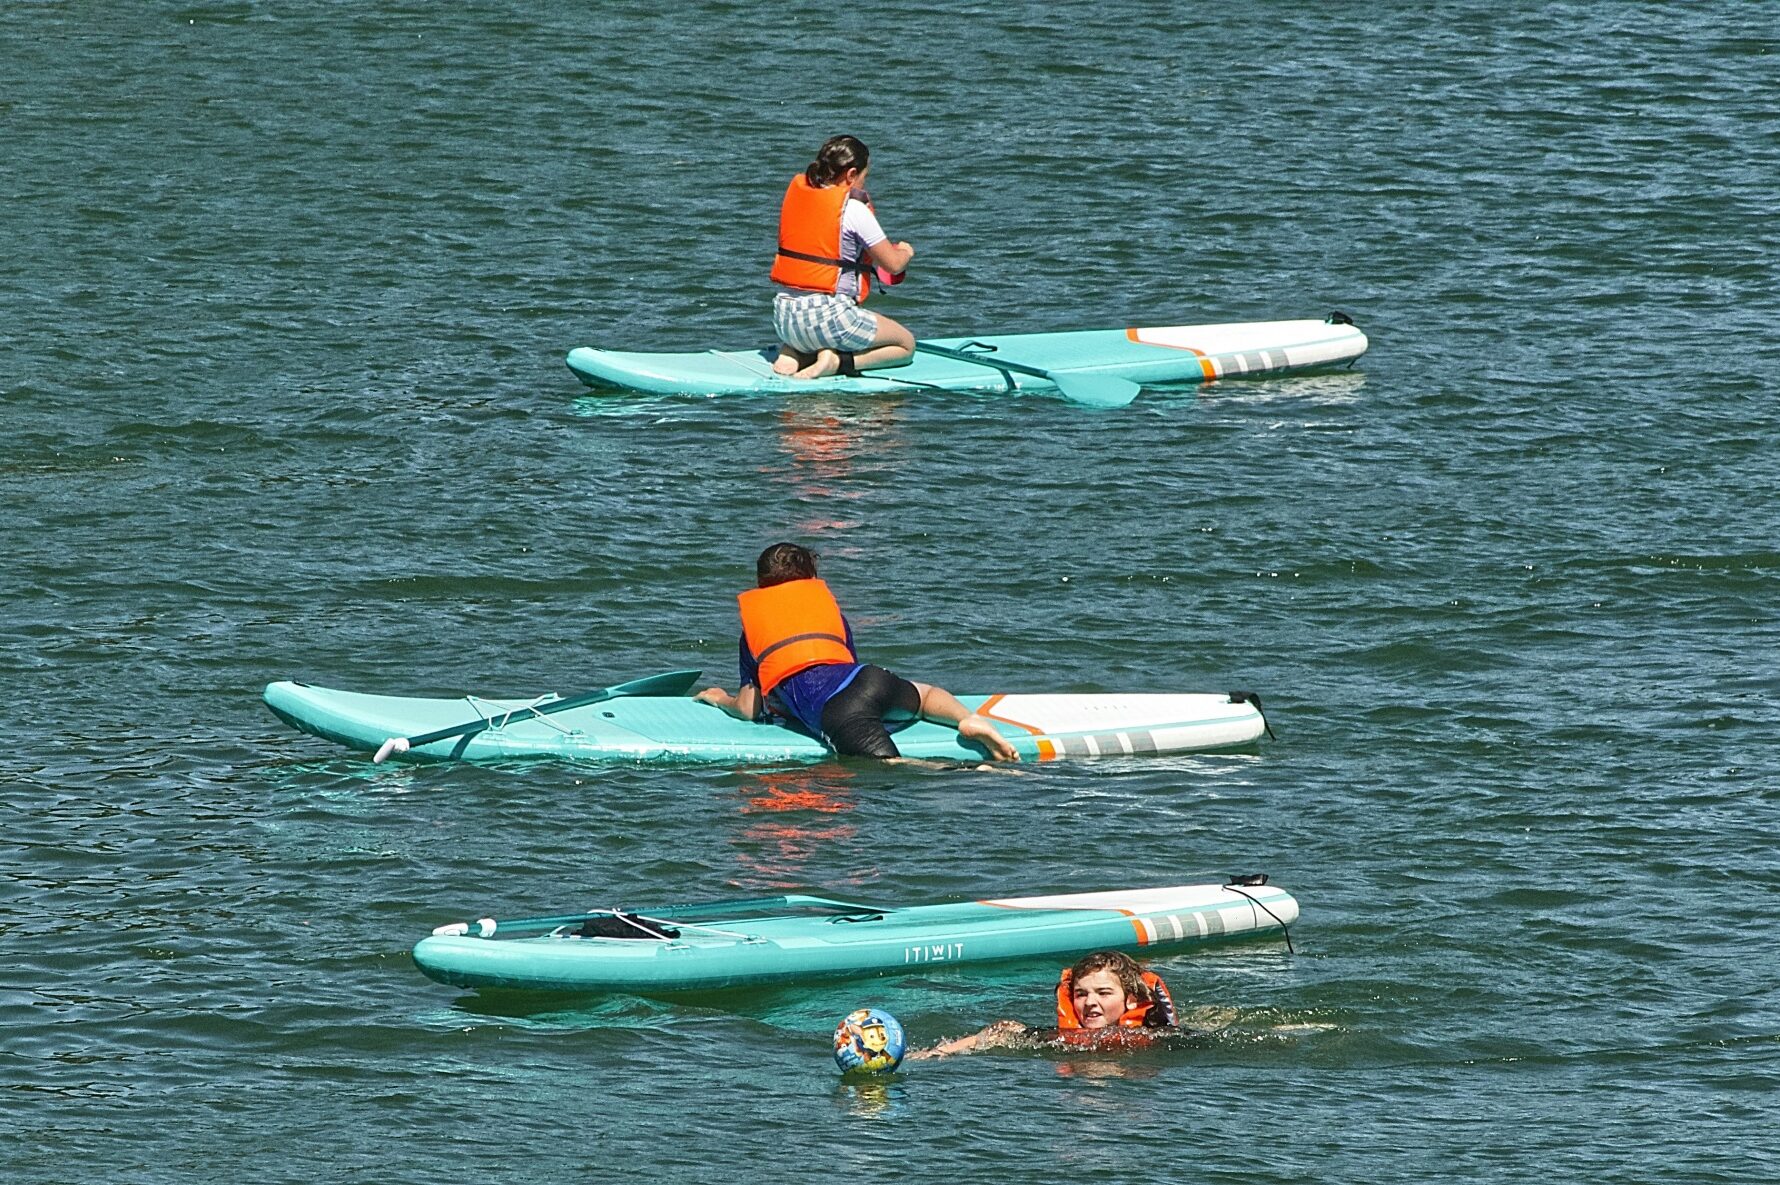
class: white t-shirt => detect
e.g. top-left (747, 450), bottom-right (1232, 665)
top-left (840, 196), bottom-right (887, 266)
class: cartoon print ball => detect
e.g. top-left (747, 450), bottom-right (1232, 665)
top-left (833, 1007), bottom-right (906, 1073)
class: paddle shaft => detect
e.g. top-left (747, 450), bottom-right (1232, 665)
top-left (914, 341), bottom-right (1055, 382)
top-left (432, 894), bottom-right (890, 937)
top-left (913, 341), bottom-right (1139, 408)
top-left (378, 668), bottom-right (701, 758)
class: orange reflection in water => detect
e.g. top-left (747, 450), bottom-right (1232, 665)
top-left (771, 400), bottom-right (907, 516)
top-left (741, 767), bottom-right (855, 815)
top-left (1053, 1058), bottom-right (1162, 1082)
top-left (730, 767), bottom-right (865, 887)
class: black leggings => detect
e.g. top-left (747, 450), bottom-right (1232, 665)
top-left (820, 665), bottom-right (921, 758)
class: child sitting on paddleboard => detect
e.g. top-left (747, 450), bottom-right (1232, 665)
top-left (770, 135), bottom-right (915, 380)
top-left (695, 543), bottom-right (1018, 762)
top-left (907, 950), bottom-right (1185, 1059)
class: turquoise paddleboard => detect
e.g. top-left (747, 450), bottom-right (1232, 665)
top-left (413, 880), bottom-right (1300, 993)
top-left (566, 315), bottom-right (1366, 397)
top-left (263, 676), bottom-right (1269, 764)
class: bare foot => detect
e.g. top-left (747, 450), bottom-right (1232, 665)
top-left (958, 715), bottom-right (1020, 762)
top-left (772, 348), bottom-right (808, 377)
top-left (791, 349), bottom-right (840, 380)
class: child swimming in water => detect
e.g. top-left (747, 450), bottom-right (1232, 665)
top-left (907, 950), bottom-right (1185, 1060)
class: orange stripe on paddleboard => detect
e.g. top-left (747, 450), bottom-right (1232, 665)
top-left (973, 899), bottom-right (1153, 945)
top-left (1036, 739), bottom-right (1057, 762)
top-left (974, 694), bottom-right (1043, 735)
top-left (1126, 328), bottom-right (1217, 378)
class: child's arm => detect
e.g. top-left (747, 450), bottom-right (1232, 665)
top-left (905, 1019), bottom-right (1030, 1061)
top-left (694, 683), bottom-right (761, 720)
top-left (866, 237), bottom-right (914, 277)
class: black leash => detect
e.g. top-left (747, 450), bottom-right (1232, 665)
top-left (1228, 691), bottom-right (1277, 741)
top-left (1224, 873), bottom-right (1295, 954)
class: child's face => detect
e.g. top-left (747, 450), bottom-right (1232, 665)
top-left (1071, 968), bottom-right (1134, 1029)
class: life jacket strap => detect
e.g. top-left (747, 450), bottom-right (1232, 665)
top-left (775, 246), bottom-right (871, 273)
top-left (753, 631), bottom-right (851, 665)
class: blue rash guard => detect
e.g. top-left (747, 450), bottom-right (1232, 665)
top-left (738, 617), bottom-right (863, 740)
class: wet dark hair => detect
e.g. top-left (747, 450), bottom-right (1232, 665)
top-left (756, 542), bottom-right (819, 587)
top-left (1068, 950), bottom-right (1150, 1004)
top-left (805, 135), bottom-right (870, 188)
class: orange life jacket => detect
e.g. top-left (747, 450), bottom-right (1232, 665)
top-left (738, 578), bottom-right (856, 697)
top-left (770, 174), bottom-right (873, 302)
top-left (1055, 967), bottom-right (1177, 1030)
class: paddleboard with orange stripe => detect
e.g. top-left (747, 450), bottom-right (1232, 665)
top-left (566, 313), bottom-right (1366, 399)
top-left (412, 880), bottom-right (1299, 993)
top-left (265, 681), bottom-right (1268, 765)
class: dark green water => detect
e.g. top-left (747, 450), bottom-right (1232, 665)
top-left (6, 2), bottom-right (1778, 1181)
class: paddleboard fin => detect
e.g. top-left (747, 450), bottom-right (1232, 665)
top-left (1228, 690), bottom-right (1277, 741)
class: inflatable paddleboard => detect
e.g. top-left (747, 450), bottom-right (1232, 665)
top-left (567, 315), bottom-right (1366, 397)
top-left (413, 880), bottom-right (1300, 993)
top-left (263, 677), bottom-right (1268, 764)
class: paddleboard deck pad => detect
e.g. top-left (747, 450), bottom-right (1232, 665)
top-left (413, 880), bottom-right (1300, 993)
top-left (264, 678), bottom-right (1268, 764)
top-left (566, 315), bottom-right (1366, 397)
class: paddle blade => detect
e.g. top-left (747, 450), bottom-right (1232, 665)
top-left (601, 668), bottom-right (702, 699)
top-left (1055, 373), bottom-right (1141, 409)
top-left (543, 669), bottom-right (703, 715)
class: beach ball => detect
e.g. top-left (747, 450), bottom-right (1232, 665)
top-left (833, 1007), bottom-right (905, 1073)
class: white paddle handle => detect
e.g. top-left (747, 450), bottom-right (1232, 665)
top-left (372, 736), bottom-right (410, 764)
top-left (431, 918), bottom-right (496, 938)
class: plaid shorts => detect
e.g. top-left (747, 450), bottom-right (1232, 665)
top-left (773, 291), bottom-right (879, 354)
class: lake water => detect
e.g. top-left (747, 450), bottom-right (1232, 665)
top-left (6, 3), bottom-right (1778, 1182)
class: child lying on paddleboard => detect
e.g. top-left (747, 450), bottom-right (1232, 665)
top-left (907, 950), bottom-right (1190, 1059)
top-left (696, 543), bottom-right (1019, 762)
